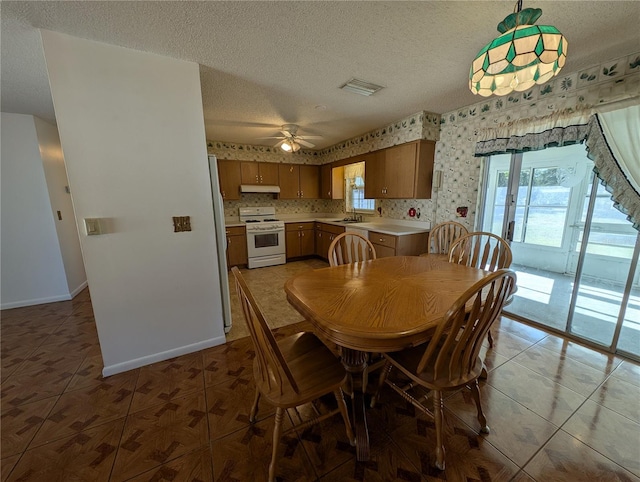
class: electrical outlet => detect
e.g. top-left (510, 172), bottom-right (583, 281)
top-left (173, 216), bottom-right (191, 232)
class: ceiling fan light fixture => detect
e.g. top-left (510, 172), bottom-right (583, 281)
top-left (280, 139), bottom-right (300, 153)
top-left (340, 78), bottom-right (385, 96)
top-left (469, 0), bottom-right (567, 97)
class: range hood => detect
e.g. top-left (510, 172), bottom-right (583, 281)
top-left (240, 184), bottom-right (281, 193)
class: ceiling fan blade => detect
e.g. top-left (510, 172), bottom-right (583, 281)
top-left (274, 139), bottom-right (286, 147)
top-left (297, 135), bottom-right (323, 140)
top-left (256, 136), bottom-right (286, 139)
top-left (280, 130), bottom-right (294, 137)
top-left (296, 139), bottom-right (315, 148)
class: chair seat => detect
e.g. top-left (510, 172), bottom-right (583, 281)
top-left (255, 332), bottom-right (348, 407)
top-left (385, 343), bottom-right (484, 390)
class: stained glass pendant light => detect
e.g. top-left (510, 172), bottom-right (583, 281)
top-left (469, 0), bottom-right (567, 96)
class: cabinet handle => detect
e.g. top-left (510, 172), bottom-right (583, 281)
top-left (379, 238), bottom-right (384, 242)
top-left (301, 232), bottom-right (304, 237)
top-left (255, 175), bottom-right (259, 182)
top-left (222, 191), bottom-right (226, 198)
top-left (300, 191), bottom-right (304, 197)
top-left (260, 175), bottom-right (263, 182)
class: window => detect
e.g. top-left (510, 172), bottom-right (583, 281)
top-left (345, 162), bottom-right (375, 213)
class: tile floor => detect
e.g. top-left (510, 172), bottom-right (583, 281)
top-left (1, 260), bottom-right (639, 481)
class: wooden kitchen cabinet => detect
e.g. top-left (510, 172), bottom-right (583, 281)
top-left (364, 140), bottom-right (435, 199)
top-left (225, 226), bottom-right (248, 268)
top-left (285, 222), bottom-right (315, 259)
top-left (315, 222), bottom-right (345, 259)
top-left (217, 160), bottom-right (242, 200)
top-left (278, 164), bottom-right (320, 199)
top-left (321, 164), bottom-right (344, 200)
top-left (369, 230), bottom-right (429, 258)
top-left (240, 161), bottom-right (279, 185)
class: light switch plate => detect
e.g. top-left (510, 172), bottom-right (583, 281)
top-left (84, 218), bottom-right (102, 235)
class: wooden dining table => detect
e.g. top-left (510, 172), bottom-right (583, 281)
top-left (284, 254), bottom-right (490, 461)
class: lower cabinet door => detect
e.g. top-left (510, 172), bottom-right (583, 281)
top-left (300, 229), bottom-right (315, 256)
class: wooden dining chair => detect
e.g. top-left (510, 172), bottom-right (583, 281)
top-left (371, 269), bottom-right (517, 471)
top-left (448, 231), bottom-right (513, 347)
top-left (231, 267), bottom-right (356, 481)
top-left (328, 232), bottom-right (377, 267)
top-left (426, 221), bottom-right (469, 255)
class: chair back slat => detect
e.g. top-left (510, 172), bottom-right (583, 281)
top-left (329, 232), bottom-right (377, 267)
top-left (427, 221), bottom-right (469, 255)
top-left (416, 269), bottom-right (516, 381)
top-left (231, 267), bottom-right (299, 394)
top-left (449, 232), bottom-right (512, 272)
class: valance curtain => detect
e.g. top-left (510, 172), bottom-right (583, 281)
top-left (585, 105), bottom-right (640, 230)
top-left (344, 161), bottom-right (365, 180)
top-left (474, 108), bottom-right (592, 157)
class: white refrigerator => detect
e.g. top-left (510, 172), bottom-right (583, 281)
top-left (208, 155), bottom-right (232, 333)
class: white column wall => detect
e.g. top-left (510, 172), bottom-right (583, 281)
top-left (1, 113), bottom-right (70, 308)
top-left (41, 30), bottom-right (225, 375)
top-left (34, 116), bottom-right (87, 297)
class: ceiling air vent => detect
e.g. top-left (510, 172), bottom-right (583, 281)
top-left (340, 78), bottom-right (384, 96)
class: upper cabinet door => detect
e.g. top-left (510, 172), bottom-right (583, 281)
top-left (321, 164), bottom-right (344, 199)
top-left (299, 165), bottom-right (320, 199)
top-left (240, 162), bottom-right (260, 184)
top-left (364, 151), bottom-right (385, 199)
top-left (218, 160), bottom-right (242, 200)
top-left (384, 142), bottom-right (417, 198)
top-left (259, 163), bottom-right (279, 185)
top-left (278, 164), bottom-right (300, 199)
top-left (240, 162), bottom-right (280, 184)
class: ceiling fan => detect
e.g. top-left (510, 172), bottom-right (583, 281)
top-left (258, 124), bottom-right (322, 152)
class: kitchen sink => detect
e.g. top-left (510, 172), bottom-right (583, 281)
top-left (331, 219), bottom-right (361, 224)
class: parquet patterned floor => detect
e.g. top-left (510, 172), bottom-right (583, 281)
top-left (1, 261), bottom-right (639, 481)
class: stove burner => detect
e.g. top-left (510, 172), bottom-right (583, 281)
top-left (245, 220), bottom-right (260, 223)
top-left (264, 218), bottom-right (279, 222)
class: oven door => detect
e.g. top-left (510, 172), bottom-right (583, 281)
top-left (247, 228), bottom-right (285, 258)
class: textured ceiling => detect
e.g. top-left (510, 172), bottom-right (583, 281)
top-left (2, 1), bottom-right (639, 149)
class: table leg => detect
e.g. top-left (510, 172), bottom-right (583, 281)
top-left (340, 348), bottom-right (370, 461)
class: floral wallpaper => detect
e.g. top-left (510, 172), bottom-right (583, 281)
top-left (210, 51), bottom-right (640, 228)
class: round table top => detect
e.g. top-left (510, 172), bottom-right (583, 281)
top-left (284, 255), bottom-right (489, 352)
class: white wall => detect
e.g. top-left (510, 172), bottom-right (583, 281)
top-left (34, 116), bottom-right (87, 297)
top-left (1, 113), bottom-right (71, 308)
top-left (41, 30), bottom-right (226, 375)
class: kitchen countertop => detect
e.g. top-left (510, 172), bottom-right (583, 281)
top-left (224, 214), bottom-right (430, 236)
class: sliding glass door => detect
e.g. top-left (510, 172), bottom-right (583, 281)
top-left (480, 144), bottom-right (640, 358)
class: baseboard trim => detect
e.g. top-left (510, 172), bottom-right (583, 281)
top-left (1, 294), bottom-right (72, 310)
top-left (102, 335), bottom-right (227, 377)
top-left (69, 280), bottom-right (88, 298)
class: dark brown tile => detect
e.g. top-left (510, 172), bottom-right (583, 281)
top-left (524, 429), bottom-right (640, 482)
top-left (1, 366), bottom-right (74, 407)
top-left (210, 415), bottom-right (316, 482)
top-left (130, 353), bottom-right (204, 413)
top-left (445, 384), bottom-right (557, 467)
top-left (111, 393), bottom-right (209, 482)
top-left (31, 372), bottom-right (137, 447)
top-left (510, 471), bottom-right (536, 482)
top-left (1, 454), bottom-right (21, 482)
top-left (563, 400), bottom-right (640, 477)
top-left (290, 397), bottom-right (358, 478)
top-left (319, 434), bottom-right (424, 481)
top-left (65, 354), bottom-right (132, 392)
top-left (9, 346), bottom-right (84, 378)
top-left (201, 336), bottom-right (255, 388)
top-left (6, 418), bottom-right (123, 482)
top-left (487, 361), bottom-right (586, 426)
top-left (206, 377), bottom-right (274, 441)
top-left (125, 446), bottom-right (214, 482)
top-left (387, 402), bottom-right (519, 480)
top-left (1, 396), bottom-right (58, 457)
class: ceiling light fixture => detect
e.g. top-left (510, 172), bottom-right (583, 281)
top-left (280, 139), bottom-right (300, 153)
top-left (340, 78), bottom-right (385, 96)
top-left (469, 0), bottom-right (567, 97)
